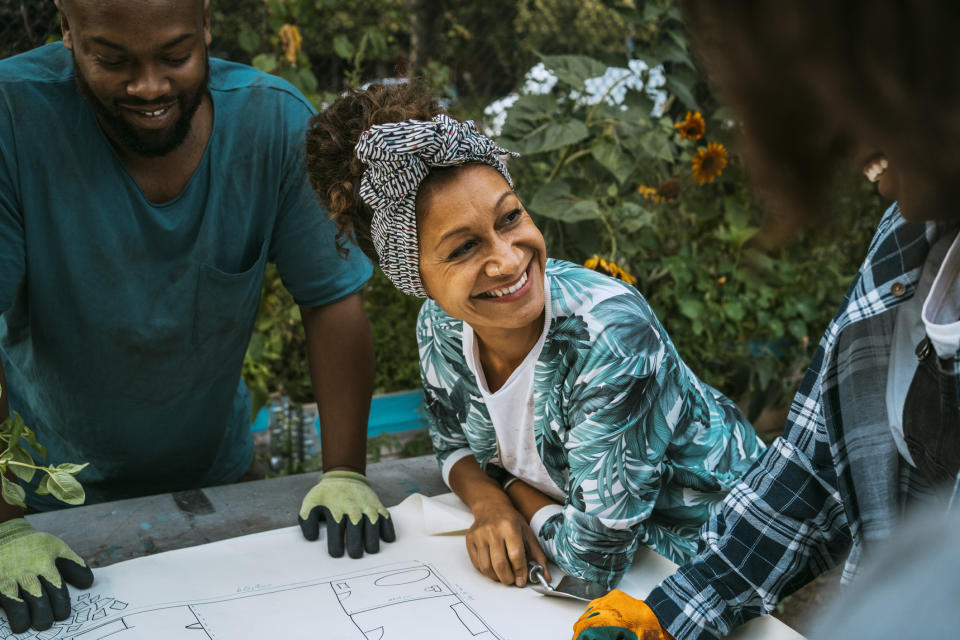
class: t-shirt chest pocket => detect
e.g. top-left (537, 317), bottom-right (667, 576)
top-left (193, 242), bottom-right (269, 359)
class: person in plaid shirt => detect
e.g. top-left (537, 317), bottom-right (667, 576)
top-left (572, 1), bottom-right (960, 639)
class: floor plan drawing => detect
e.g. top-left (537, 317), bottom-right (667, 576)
top-left (1, 494), bottom-right (803, 640)
top-left (0, 562), bottom-right (501, 640)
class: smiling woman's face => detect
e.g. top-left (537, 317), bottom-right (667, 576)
top-left (417, 164), bottom-right (547, 336)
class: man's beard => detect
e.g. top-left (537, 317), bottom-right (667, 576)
top-left (74, 56), bottom-right (210, 158)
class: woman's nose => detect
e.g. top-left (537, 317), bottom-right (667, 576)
top-left (485, 237), bottom-right (523, 277)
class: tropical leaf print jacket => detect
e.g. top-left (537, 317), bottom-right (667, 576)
top-left (417, 259), bottom-right (765, 589)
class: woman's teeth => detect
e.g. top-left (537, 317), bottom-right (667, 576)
top-left (482, 271), bottom-right (527, 298)
top-left (864, 156), bottom-right (889, 183)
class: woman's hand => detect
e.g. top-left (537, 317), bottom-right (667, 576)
top-left (465, 500), bottom-right (551, 587)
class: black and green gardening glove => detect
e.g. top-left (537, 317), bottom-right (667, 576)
top-left (0, 519), bottom-right (94, 633)
top-left (298, 470), bottom-right (396, 558)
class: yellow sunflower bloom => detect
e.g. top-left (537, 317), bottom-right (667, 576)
top-left (584, 256), bottom-right (637, 286)
top-left (637, 185), bottom-right (662, 203)
top-left (691, 142), bottom-right (728, 185)
top-left (674, 111), bottom-right (706, 140)
top-left (279, 24), bottom-right (302, 66)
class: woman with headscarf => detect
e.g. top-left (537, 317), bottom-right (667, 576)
top-left (303, 82), bottom-right (764, 592)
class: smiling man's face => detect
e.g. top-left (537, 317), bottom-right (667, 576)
top-left (60, 0), bottom-right (211, 157)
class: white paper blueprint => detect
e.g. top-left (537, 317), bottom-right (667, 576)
top-left (0, 493), bottom-right (803, 639)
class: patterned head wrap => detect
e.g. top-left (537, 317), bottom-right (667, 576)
top-left (355, 114), bottom-right (518, 297)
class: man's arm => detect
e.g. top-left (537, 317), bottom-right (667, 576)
top-left (300, 292), bottom-right (374, 474)
top-left (297, 292), bottom-right (396, 558)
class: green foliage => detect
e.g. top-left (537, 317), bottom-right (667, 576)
top-left (242, 267), bottom-right (423, 418)
top-left (364, 270), bottom-right (423, 395)
top-left (498, 15), bottom-right (881, 419)
top-left (0, 386), bottom-right (87, 508)
top-left (242, 264), bottom-right (314, 418)
top-left (366, 430), bottom-right (433, 463)
top-left (227, 0), bottom-right (882, 428)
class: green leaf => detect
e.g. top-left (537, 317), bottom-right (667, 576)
top-left (5, 415), bottom-right (22, 455)
top-left (529, 180), bottom-right (572, 217)
top-left (251, 53), bottom-right (278, 74)
top-left (332, 34), bottom-right (355, 60)
top-left (556, 199), bottom-right (601, 223)
top-left (538, 53), bottom-right (607, 90)
top-left (35, 475), bottom-right (50, 496)
top-left (769, 318), bottom-right (785, 338)
top-left (365, 27), bottom-right (387, 56)
top-left (8, 447), bottom-right (35, 483)
top-left (499, 94), bottom-right (557, 146)
top-left (657, 39), bottom-right (694, 68)
top-left (725, 302), bottom-right (746, 322)
top-left (617, 202), bottom-right (655, 232)
top-left (237, 28), bottom-right (260, 54)
top-left (1, 475), bottom-right (25, 509)
top-left (680, 298), bottom-right (706, 320)
top-left (714, 225), bottom-right (760, 247)
top-left (724, 196), bottom-right (751, 229)
top-left (528, 181), bottom-right (599, 222)
top-left (755, 357), bottom-right (777, 391)
top-left (297, 68), bottom-right (319, 94)
top-left (592, 137), bottom-right (633, 184)
top-left (666, 69), bottom-right (700, 111)
top-left (54, 462), bottom-right (89, 475)
top-left (15, 414), bottom-right (45, 459)
top-left (788, 319), bottom-right (807, 341)
top-left (515, 120), bottom-right (589, 155)
top-left (45, 471), bottom-right (86, 505)
top-left (637, 131), bottom-right (675, 163)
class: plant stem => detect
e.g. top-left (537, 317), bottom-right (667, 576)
top-left (4, 461), bottom-right (36, 470)
top-left (546, 148), bottom-right (591, 184)
top-left (599, 212), bottom-right (618, 260)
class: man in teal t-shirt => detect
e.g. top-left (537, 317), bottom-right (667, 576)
top-left (0, 0), bottom-right (395, 632)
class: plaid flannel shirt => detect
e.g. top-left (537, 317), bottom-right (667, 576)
top-left (647, 203), bottom-right (956, 639)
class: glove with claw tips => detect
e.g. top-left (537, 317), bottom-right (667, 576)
top-left (298, 470), bottom-right (396, 558)
top-left (572, 590), bottom-right (673, 640)
top-left (0, 518), bottom-right (94, 634)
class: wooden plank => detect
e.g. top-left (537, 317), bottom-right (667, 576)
top-left (26, 455), bottom-right (447, 567)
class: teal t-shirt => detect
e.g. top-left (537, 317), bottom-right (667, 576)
top-left (0, 44), bottom-right (372, 508)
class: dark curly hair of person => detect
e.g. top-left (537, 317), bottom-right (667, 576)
top-left (305, 82), bottom-right (441, 263)
top-left (681, 0), bottom-right (960, 237)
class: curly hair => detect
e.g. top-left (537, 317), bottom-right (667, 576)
top-left (305, 82), bottom-right (441, 263)
top-left (681, 0), bottom-right (960, 231)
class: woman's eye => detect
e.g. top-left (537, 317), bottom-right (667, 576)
top-left (449, 240), bottom-right (477, 260)
top-left (504, 209), bottom-right (523, 224)
top-left (164, 54), bottom-right (191, 66)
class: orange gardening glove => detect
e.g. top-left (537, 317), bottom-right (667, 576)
top-left (572, 589), bottom-right (673, 640)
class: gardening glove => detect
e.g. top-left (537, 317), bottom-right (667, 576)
top-left (0, 519), bottom-right (94, 633)
top-left (572, 590), bottom-right (673, 640)
top-left (298, 470), bottom-right (396, 558)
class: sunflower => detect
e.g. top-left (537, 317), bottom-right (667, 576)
top-left (584, 256), bottom-right (637, 286)
top-left (637, 185), bottom-right (662, 203)
top-left (674, 111), bottom-right (706, 140)
top-left (691, 143), bottom-right (728, 185)
top-left (656, 178), bottom-right (681, 201)
top-left (279, 24), bottom-right (302, 66)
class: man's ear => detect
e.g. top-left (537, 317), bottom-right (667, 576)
top-left (203, 0), bottom-right (212, 46)
top-left (55, 0), bottom-right (74, 51)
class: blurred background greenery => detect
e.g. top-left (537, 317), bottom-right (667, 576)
top-left (2, 0), bottom-right (883, 438)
